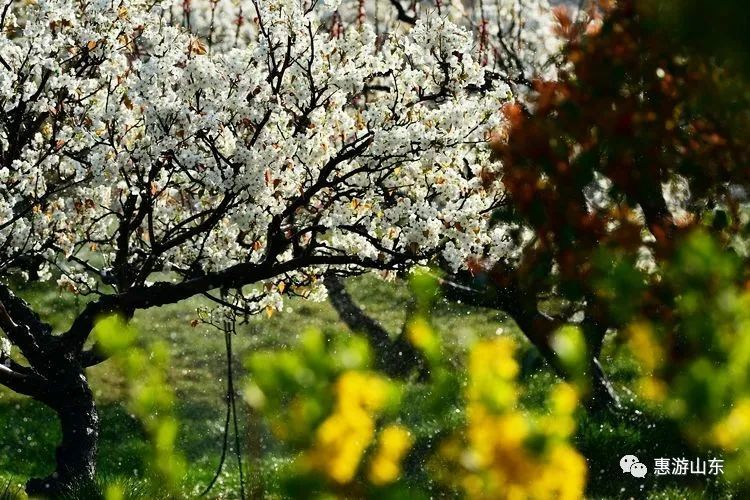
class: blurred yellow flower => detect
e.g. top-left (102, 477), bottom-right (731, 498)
top-left (712, 398), bottom-right (750, 450)
top-left (336, 371), bottom-right (390, 413)
top-left (407, 316), bottom-right (439, 357)
top-left (468, 339), bottom-right (520, 413)
top-left (443, 339), bottom-right (587, 500)
top-left (368, 425), bottom-right (414, 485)
top-left (638, 376), bottom-right (668, 402)
top-left (551, 383), bottom-right (579, 415)
top-left (627, 321), bottom-right (663, 373)
top-left (470, 338), bottom-right (518, 381)
top-left (308, 371), bottom-right (393, 484)
top-left (311, 409), bottom-right (375, 483)
top-left (534, 444), bottom-right (588, 500)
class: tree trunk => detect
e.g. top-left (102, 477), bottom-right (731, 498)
top-left (0, 285), bottom-right (101, 495)
top-left (440, 275), bottom-right (621, 411)
top-left (325, 276), bottom-right (427, 378)
top-left (582, 315), bottom-right (621, 412)
top-left (513, 310), bottom-right (620, 411)
top-left (26, 369), bottom-right (99, 497)
top-left (588, 356), bottom-right (620, 412)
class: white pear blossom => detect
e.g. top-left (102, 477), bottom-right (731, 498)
top-left (0, 0), bottom-right (564, 315)
top-left (0, 335), bottom-right (10, 361)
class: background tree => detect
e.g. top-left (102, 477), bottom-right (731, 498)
top-left (492, 0), bottom-right (750, 424)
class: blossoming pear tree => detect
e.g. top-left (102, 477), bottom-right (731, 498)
top-left (0, 0), bottom-right (526, 493)
top-left (171, 0), bottom-right (573, 395)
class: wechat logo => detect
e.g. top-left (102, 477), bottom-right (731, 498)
top-left (620, 455), bottom-right (648, 478)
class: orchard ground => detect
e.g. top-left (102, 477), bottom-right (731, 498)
top-left (0, 277), bottom-right (736, 499)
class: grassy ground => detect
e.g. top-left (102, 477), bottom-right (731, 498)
top-left (0, 276), bottom-right (737, 499)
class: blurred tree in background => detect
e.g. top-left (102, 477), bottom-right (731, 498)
top-left (491, 0), bottom-right (750, 486)
top-left (639, 0), bottom-right (750, 80)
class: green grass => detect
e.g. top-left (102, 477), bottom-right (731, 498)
top-left (0, 276), bottom-right (739, 498)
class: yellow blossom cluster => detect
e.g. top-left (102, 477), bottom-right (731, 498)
top-left (307, 371), bottom-right (409, 485)
top-left (712, 398), bottom-right (750, 449)
top-left (624, 286), bottom-right (750, 480)
top-left (368, 425), bottom-right (415, 485)
top-left (443, 338), bottom-right (587, 500)
top-left (626, 322), bottom-right (669, 403)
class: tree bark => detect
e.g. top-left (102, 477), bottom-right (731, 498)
top-left (0, 285), bottom-right (99, 495)
top-left (440, 273), bottom-right (621, 411)
top-left (588, 357), bottom-right (620, 411)
top-left (325, 275), bottom-right (427, 378)
top-left (26, 369), bottom-right (99, 496)
top-left (582, 314), bottom-right (621, 412)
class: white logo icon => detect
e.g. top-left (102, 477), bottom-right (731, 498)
top-left (631, 462), bottom-right (648, 478)
top-left (620, 455), bottom-right (648, 478)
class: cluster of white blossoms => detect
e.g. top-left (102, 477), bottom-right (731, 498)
top-left (0, 0), bottom-right (561, 312)
top-left (0, 334), bottom-right (10, 362)
top-left (169, 0), bottom-right (563, 88)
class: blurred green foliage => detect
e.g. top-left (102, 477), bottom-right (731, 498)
top-left (94, 315), bottom-right (186, 499)
top-left (616, 232), bottom-right (750, 485)
top-left (243, 271), bottom-right (587, 499)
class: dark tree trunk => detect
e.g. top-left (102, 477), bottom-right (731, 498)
top-left (0, 285), bottom-right (99, 495)
top-left (588, 356), bottom-right (620, 411)
top-left (440, 273), bottom-right (621, 411)
top-left (26, 369), bottom-right (99, 497)
top-left (505, 309), bottom-right (620, 411)
top-left (583, 317), bottom-right (621, 412)
top-left (325, 275), bottom-right (427, 378)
